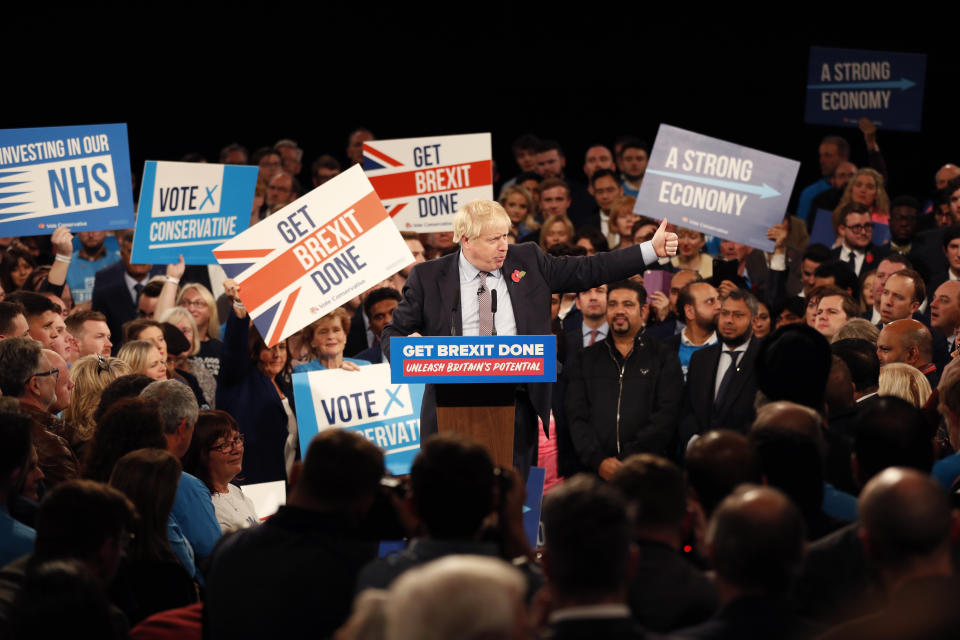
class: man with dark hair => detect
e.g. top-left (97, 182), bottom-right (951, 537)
top-left (677, 485), bottom-right (817, 638)
top-left (4, 292), bottom-right (60, 349)
top-left (863, 254), bottom-right (913, 325)
top-left (583, 144), bottom-right (616, 180)
top-left (0, 301), bottom-right (28, 339)
top-left (4, 338), bottom-right (78, 490)
top-left (534, 139), bottom-right (596, 229)
top-left (541, 474), bottom-right (645, 639)
top-left (829, 207), bottom-right (890, 279)
top-left (879, 268), bottom-right (924, 326)
top-left (355, 287), bottom-right (403, 363)
top-left (797, 243), bottom-right (833, 298)
top-left (357, 435), bottom-right (530, 590)
top-left (539, 177), bottom-right (572, 218)
top-left (206, 430), bottom-right (386, 639)
top-left (0, 411), bottom-right (34, 566)
top-left (611, 454), bottom-right (718, 632)
top-left (646, 269), bottom-right (701, 340)
top-left (219, 142), bottom-right (248, 165)
top-left (136, 278), bottom-right (164, 320)
top-left (564, 284), bottom-right (608, 354)
top-left (820, 468), bottom-right (960, 639)
top-left (498, 134), bottom-right (540, 194)
top-left (65, 310), bottom-right (112, 358)
top-left (665, 281), bottom-right (720, 379)
top-left (566, 280), bottom-right (682, 477)
top-left (756, 324), bottom-right (833, 412)
top-left (685, 430), bottom-right (761, 517)
top-left (589, 168), bottom-right (622, 239)
top-left (346, 128), bottom-right (374, 166)
top-left (618, 137), bottom-right (649, 197)
top-left (832, 338), bottom-right (881, 405)
top-left (682, 289), bottom-right (760, 439)
top-left (887, 195), bottom-right (921, 256)
top-left (311, 154), bottom-right (341, 187)
top-left (814, 286), bottom-right (860, 341)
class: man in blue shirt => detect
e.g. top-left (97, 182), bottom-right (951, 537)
top-left (66, 231), bottom-right (120, 307)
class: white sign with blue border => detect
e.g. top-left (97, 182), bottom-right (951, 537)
top-left (292, 363), bottom-right (424, 476)
top-left (805, 46), bottom-right (926, 132)
top-left (132, 161), bottom-right (258, 264)
top-left (634, 124), bottom-right (800, 252)
top-left (390, 335), bottom-right (557, 385)
top-left (0, 123), bottom-right (135, 235)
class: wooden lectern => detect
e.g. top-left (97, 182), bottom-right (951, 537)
top-left (435, 383), bottom-right (515, 468)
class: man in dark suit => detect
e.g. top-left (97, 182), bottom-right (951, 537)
top-left (829, 206), bottom-right (890, 279)
top-left (680, 289), bottom-right (760, 444)
top-left (382, 199), bottom-right (677, 473)
top-left (354, 287), bottom-right (401, 364)
top-left (540, 475), bottom-right (647, 640)
top-left (90, 231), bottom-right (155, 354)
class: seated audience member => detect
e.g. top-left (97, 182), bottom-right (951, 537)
top-left (140, 380), bottom-right (220, 577)
top-left (117, 339), bottom-right (167, 381)
top-left (539, 475), bottom-right (646, 639)
top-left (65, 310), bottom-right (113, 358)
top-left (0, 338), bottom-right (78, 488)
top-left (794, 397), bottom-right (935, 625)
top-left (878, 362), bottom-right (932, 407)
top-left (819, 468), bottom-right (960, 639)
top-left (108, 449), bottom-right (198, 626)
top-left (812, 260), bottom-right (859, 298)
top-left (573, 226), bottom-right (610, 256)
top-left (611, 454), bottom-right (718, 632)
top-left (93, 374), bottom-right (155, 424)
top-left (831, 338), bottom-right (882, 406)
top-left (355, 288), bottom-right (402, 364)
top-left (863, 254), bottom-right (913, 325)
top-left (684, 430), bottom-right (761, 518)
top-left (0, 412), bottom-right (35, 567)
top-left (498, 184), bottom-right (539, 241)
top-left (217, 283), bottom-right (294, 485)
top-left (832, 318), bottom-right (879, 344)
top-left (539, 213), bottom-right (575, 251)
top-left (62, 354), bottom-right (131, 453)
top-left (0, 480), bottom-right (136, 632)
top-left (876, 318), bottom-right (939, 387)
top-left (814, 287), bottom-right (859, 341)
top-left (81, 398), bottom-right (167, 483)
top-left (0, 301), bottom-right (29, 339)
top-left (183, 411), bottom-right (259, 533)
top-left (5, 291), bottom-right (61, 350)
top-left (675, 486), bottom-right (820, 639)
top-left (755, 324), bottom-right (832, 411)
top-left (206, 430), bottom-right (385, 639)
top-left (879, 268), bottom-right (925, 327)
top-left (382, 555), bottom-right (528, 640)
top-left (357, 435), bottom-right (531, 590)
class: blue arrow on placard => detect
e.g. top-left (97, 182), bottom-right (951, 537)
top-left (806, 78), bottom-right (916, 91)
top-left (646, 169), bottom-right (781, 199)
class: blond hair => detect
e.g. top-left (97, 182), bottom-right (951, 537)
top-left (452, 199), bottom-right (511, 243)
top-left (176, 283), bottom-right (221, 341)
top-left (302, 307), bottom-right (351, 359)
top-left (158, 306), bottom-right (201, 356)
top-left (63, 355), bottom-right (132, 444)
top-left (878, 363), bottom-right (932, 408)
top-left (117, 340), bottom-right (158, 376)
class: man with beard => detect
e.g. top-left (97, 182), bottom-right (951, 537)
top-left (618, 138), bottom-right (649, 198)
top-left (64, 230), bottom-right (120, 308)
top-left (565, 280), bottom-right (683, 478)
top-left (662, 281), bottom-right (721, 379)
top-left (680, 289), bottom-right (761, 441)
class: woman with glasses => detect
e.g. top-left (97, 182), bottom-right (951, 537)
top-left (184, 411), bottom-right (259, 533)
top-left (217, 279), bottom-right (295, 485)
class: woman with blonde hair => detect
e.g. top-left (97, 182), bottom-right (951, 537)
top-left (294, 307), bottom-right (369, 373)
top-left (498, 184), bottom-right (539, 241)
top-left (879, 362), bottom-right (932, 408)
top-left (63, 354), bottom-right (131, 453)
top-left (832, 167), bottom-right (890, 237)
top-left (117, 340), bottom-right (167, 382)
top-left (154, 261), bottom-right (224, 377)
top-left (158, 306), bottom-right (216, 408)
top-left (539, 214), bottom-right (575, 251)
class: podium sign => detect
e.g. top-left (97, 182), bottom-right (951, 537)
top-left (390, 335), bottom-right (557, 384)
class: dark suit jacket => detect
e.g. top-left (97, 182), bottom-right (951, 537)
top-left (382, 241), bottom-right (655, 439)
top-left (546, 615), bottom-right (647, 640)
top-left (91, 261), bottom-right (139, 354)
top-left (680, 338), bottom-right (760, 442)
top-left (828, 243), bottom-right (891, 279)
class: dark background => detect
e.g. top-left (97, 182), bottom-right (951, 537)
top-left (5, 6), bottom-right (955, 207)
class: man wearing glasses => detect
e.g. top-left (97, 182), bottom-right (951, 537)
top-left (830, 206), bottom-right (890, 279)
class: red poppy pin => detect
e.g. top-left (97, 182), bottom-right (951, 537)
top-left (511, 270), bottom-right (526, 283)
top-left (865, 253), bottom-right (874, 264)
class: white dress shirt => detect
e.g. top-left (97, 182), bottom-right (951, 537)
top-left (458, 252), bottom-right (518, 336)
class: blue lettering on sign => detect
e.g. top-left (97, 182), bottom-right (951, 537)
top-left (158, 186), bottom-right (199, 212)
top-left (412, 144), bottom-right (441, 167)
top-left (277, 206), bottom-right (317, 244)
top-left (417, 192), bottom-right (459, 217)
top-left (309, 246), bottom-right (368, 294)
top-left (47, 162), bottom-right (112, 208)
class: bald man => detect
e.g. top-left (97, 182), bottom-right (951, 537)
top-left (931, 281), bottom-right (960, 355)
top-left (876, 319), bottom-right (938, 387)
top-left (935, 164), bottom-right (960, 191)
top-left (819, 468), bottom-right (960, 639)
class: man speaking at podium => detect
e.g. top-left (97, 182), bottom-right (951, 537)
top-left (383, 199), bottom-right (678, 474)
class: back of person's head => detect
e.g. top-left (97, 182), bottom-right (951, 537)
top-left (756, 324), bottom-right (832, 411)
top-left (825, 355), bottom-right (856, 412)
top-left (0, 411), bottom-right (32, 493)
top-left (685, 430), bottom-right (761, 517)
top-left (878, 362), bottom-right (932, 408)
top-left (0, 300), bottom-right (26, 335)
top-left (814, 260), bottom-right (859, 296)
top-left (140, 379), bottom-right (199, 433)
top-left (541, 474), bottom-right (630, 600)
top-left (5, 290), bottom-right (58, 319)
top-left (611, 454), bottom-right (686, 530)
top-left (82, 398), bottom-right (166, 483)
top-left (832, 338), bottom-right (881, 393)
top-left (32, 480), bottom-right (136, 575)
top-left (93, 373), bottom-right (155, 423)
top-left (296, 430), bottom-right (384, 515)
top-left (410, 435), bottom-right (494, 539)
top-left (748, 426), bottom-right (824, 522)
top-left (853, 396), bottom-right (933, 485)
top-left (801, 243), bottom-right (833, 265)
top-left (0, 336), bottom-right (42, 398)
top-left (7, 559), bottom-right (124, 640)
top-left (859, 467), bottom-right (953, 571)
top-left (383, 555), bottom-right (526, 640)
top-left (109, 449), bottom-right (181, 563)
top-left (833, 318), bottom-right (880, 345)
top-left (708, 485), bottom-right (804, 596)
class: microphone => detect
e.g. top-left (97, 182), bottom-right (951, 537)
top-left (491, 290), bottom-right (498, 336)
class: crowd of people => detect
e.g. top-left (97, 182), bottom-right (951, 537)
top-left (2, 125), bottom-right (960, 639)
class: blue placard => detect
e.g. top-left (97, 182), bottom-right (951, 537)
top-left (390, 335), bottom-right (557, 384)
top-left (132, 161), bottom-right (258, 264)
top-left (805, 46), bottom-right (926, 132)
top-left (634, 124), bottom-right (800, 252)
top-left (0, 123), bottom-right (135, 235)
top-left (292, 364), bottom-right (424, 476)
top-left (523, 467), bottom-right (546, 549)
